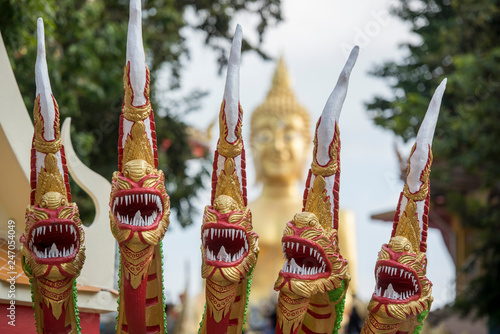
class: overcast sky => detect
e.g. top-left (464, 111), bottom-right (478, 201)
top-left (159, 0), bottom-right (456, 309)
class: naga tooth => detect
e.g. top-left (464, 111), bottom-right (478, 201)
top-left (231, 229), bottom-right (235, 240)
top-left (296, 243), bottom-right (299, 251)
top-left (310, 248), bottom-right (313, 256)
top-left (134, 210), bottom-right (141, 225)
top-left (125, 196), bottom-right (128, 206)
top-left (217, 246), bottom-right (228, 262)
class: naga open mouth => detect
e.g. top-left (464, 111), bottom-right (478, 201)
top-left (280, 237), bottom-right (330, 278)
top-left (202, 225), bottom-right (249, 266)
top-left (112, 191), bottom-right (163, 229)
top-left (373, 261), bottom-right (421, 302)
top-left (28, 220), bottom-right (80, 263)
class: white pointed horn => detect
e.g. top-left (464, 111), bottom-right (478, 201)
top-left (35, 17), bottom-right (57, 141)
top-left (316, 46), bottom-right (359, 165)
top-left (126, 0), bottom-right (147, 107)
top-left (407, 78), bottom-right (447, 192)
top-left (222, 24), bottom-right (242, 143)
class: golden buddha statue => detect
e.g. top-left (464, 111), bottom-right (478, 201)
top-left (248, 58), bottom-right (358, 329)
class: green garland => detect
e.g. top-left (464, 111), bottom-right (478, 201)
top-left (115, 247), bottom-right (122, 331)
top-left (197, 303), bottom-right (207, 334)
top-left (72, 279), bottom-right (82, 333)
top-left (242, 264), bottom-right (255, 332)
top-left (328, 279), bottom-right (347, 334)
top-left (159, 241), bottom-right (168, 333)
top-left (413, 309), bottom-right (429, 334)
top-left (24, 258), bottom-right (38, 333)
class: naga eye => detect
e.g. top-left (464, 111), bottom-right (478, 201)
top-left (123, 170), bottom-right (130, 177)
top-left (404, 244), bottom-right (411, 252)
top-left (61, 198), bottom-right (67, 206)
top-left (146, 166), bottom-right (152, 174)
top-left (40, 200), bottom-right (47, 208)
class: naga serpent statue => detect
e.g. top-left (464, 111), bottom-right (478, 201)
top-left (198, 25), bottom-right (260, 334)
top-left (17, 3), bottom-right (448, 332)
top-left (20, 18), bottom-right (86, 334)
top-left (273, 47), bottom-right (359, 334)
top-left (360, 79), bottom-right (447, 334)
top-left (109, 0), bottom-right (171, 333)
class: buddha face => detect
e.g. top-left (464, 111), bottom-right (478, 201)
top-left (251, 114), bottom-right (309, 184)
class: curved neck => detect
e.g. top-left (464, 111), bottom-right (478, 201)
top-left (276, 291), bottom-right (341, 334)
top-left (33, 277), bottom-right (78, 334)
top-left (276, 291), bottom-right (310, 334)
top-left (201, 277), bottom-right (242, 334)
top-left (116, 245), bottom-right (166, 334)
top-left (361, 312), bottom-right (404, 334)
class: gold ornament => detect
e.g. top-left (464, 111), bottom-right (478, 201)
top-left (310, 122), bottom-right (340, 177)
top-left (214, 158), bottom-right (244, 210)
top-left (122, 64), bottom-right (152, 122)
top-left (33, 96), bottom-right (62, 154)
top-left (304, 175), bottom-right (333, 230)
top-left (217, 102), bottom-right (243, 158)
top-left (122, 121), bottom-right (155, 168)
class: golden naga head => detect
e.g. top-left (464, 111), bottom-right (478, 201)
top-left (274, 46), bottom-right (359, 299)
top-left (367, 79), bottom-right (447, 325)
top-left (109, 7), bottom-right (170, 246)
top-left (109, 159), bottom-right (170, 246)
top-left (250, 58), bottom-right (311, 184)
top-left (201, 195), bottom-right (259, 283)
top-left (20, 18), bottom-right (85, 280)
top-left (274, 212), bottom-right (348, 298)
